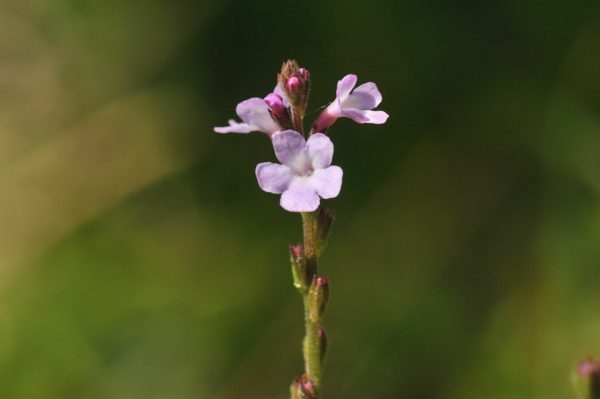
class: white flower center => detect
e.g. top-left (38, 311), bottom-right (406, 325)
top-left (290, 151), bottom-right (314, 177)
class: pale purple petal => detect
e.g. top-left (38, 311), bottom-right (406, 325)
top-left (306, 133), bottom-right (334, 169)
top-left (214, 119), bottom-right (257, 134)
top-left (256, 162), bottom-right (293, 194)
top-left (273, 84), bottom-right (290, 107)
top-left (361, 110), bottom-right (389, 124)
top-left (272, 130), bottom-right (306, 165)
top-left (336, 74), bottom-right (357, 101)
top-left (311, 166), bottom-right (343, 199)
top-left (341, 82), bottom-right (382, 110)
top-left (280, 178), bottom-right (320, 212)
top-left (236, 98), bottom-right (280, 134)
top-left (341, 109), bottom-right (389, 124)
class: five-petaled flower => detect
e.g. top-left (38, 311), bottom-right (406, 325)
top-left (256, 130), bottom-right (343, 212)
top-left (214, 94), bottom-right (283, 136)
top-left (314, 74), bottom-right (389, 133)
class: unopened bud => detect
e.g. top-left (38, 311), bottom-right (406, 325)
top-left (290, 373), bottom-right (316, 399)
top-left (264, 92), bottom-right (292, 130)
top-left (278, 59), bottom-right (310, 112)
top-left (308, 276), bottom-right (329, 322)
top-left (316, 207), bottom-right (336, 256)
top-left (578, 358), bottom-right (600, 399)
top-left (264, 92), bottom-right (285, 113)
top-left (286, 76), bottom-right (302, 91)
top-left (290, 244), bottom-right (309, 293)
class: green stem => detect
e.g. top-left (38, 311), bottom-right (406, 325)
top-left (301, 211), bottom-right (323, 396)
top-left (303, 296), bottom-right (323, 389)
top-left (302, 211), bottom-right (318, 279)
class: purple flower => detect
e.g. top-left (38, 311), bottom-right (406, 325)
top-left (214, 96), bottom-right (281, 136)
top-left (314, 74), bottom-right (389, 132)
top-left (256, 130), bottom-right (343, 212)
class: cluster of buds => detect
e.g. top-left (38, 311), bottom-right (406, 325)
top-left (278, 60), bottom-right (311, 114)
top-left (290, 244), bottom-right (309, 293)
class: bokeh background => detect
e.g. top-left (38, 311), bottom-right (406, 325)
top-left (1, 0), bottom-right (600, 398)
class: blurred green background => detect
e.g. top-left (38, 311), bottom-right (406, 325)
top-left (1, 0), bottom-right (600, 398)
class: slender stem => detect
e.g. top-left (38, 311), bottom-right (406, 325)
top-left (301, 210), bottom-right (324, 396)
top-left (302, 211), bottom-right (318, 279)
top-left (303, 295), bottom-right (323, 389)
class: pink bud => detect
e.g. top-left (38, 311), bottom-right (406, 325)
top-left (291, 373), bottom-right (316, 399)
top-left (290, 244), bottom-right (308, 293)
top-left (286, 76), bottom-right (302, 91)
top-left (290, 244), bottom-right (303, 258)
top-left (315, 276), bottom-right (329, 288)
top-left (301, 377), bottom-right (315, 396)
top-left (264, 93), bottom-right (285, 113)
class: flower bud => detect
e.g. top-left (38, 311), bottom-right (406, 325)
top-left (290, 373), bottom-right (316, 399)
top-left (308, 276), bottom-right (329, 323)
top-left (286, 76), bottom-right (302, 91)
top-left (578, 358), bottom-right (600, 399)
top-left (264, 92), bottom-right (292, 130)
top-left (290, 244), bottom-right (309, 293)
top-left (316, 207), bottom-right (335, 256)
top-left (264, 92), bottom-right (285, 113)
top-left (278, 59), bottom-right (311, 112)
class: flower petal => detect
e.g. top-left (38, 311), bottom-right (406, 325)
top-left (341, 82), bottom-right (382, 110)
top-left (336, 74), bottom-right (357, 102)
top-left (236, 98), bottom-right (280, 134)
top-left (306, 133), bottom-right (334, 169)
top-left (280, 178), bottom-right (320, 212)
top-left (340, 109), bottom-right (389, 124)
top-left (311, 166), bottom-right (343, 199)
top-left (273, 84), bottom-right (291, 107)
top-left (256, 162), bottom-right (293, 194)
top-left (214, 119), bottom-right (257, 134)
top-left (272, 130), bottom-right (306, 165)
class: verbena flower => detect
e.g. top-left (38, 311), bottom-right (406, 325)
top-left (256, 130), bottom-right (343, 212)
top-left (214, 95), bottom-right (282, 136)
top-left (314, 74), bottom-right (389, 132)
